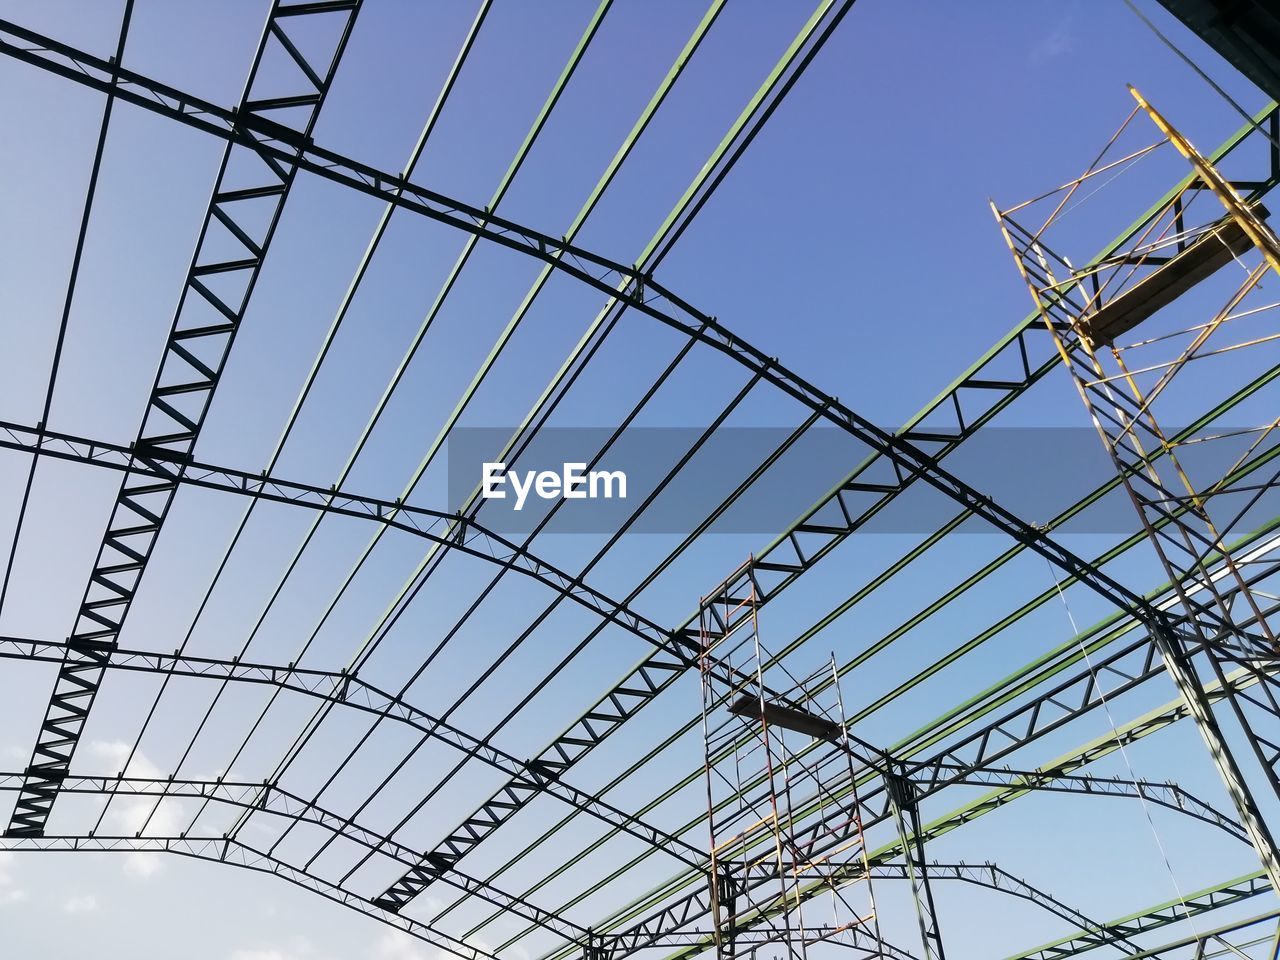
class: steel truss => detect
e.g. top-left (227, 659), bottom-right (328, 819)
top-left (4, 0), bottom-right (362, 839)
top-left (997, 87), bottom-right (1280, 897)
top-left (942, 766), bottom-right (1249, 843)
top-left (5, 5), bottom-right (1280, 960)
top-left (0, 418), bottom-right (701, 673)
top-left (0, 632), bottom-right (699, 865)
top-left (0, 832), bottom-right (505, 960)
top-left (1010, 868), bottom-right (1272, 960)
top-left (0, 18), bottom-right (1215, 632)
top-left (571, 530), bottom-right (1280, 960)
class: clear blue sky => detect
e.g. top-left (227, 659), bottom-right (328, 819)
top-left (0, 1), bottom-right (1275, 958)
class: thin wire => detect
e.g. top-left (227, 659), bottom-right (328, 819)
top-left (1056, 140), bottom-right (1165, 225)
top-left (1043, 556), bottom-right (1202, 940)
top-left (1124, 0), bottom-right (1280, 152)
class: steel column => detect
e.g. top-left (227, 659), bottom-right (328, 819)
top-left (886, 770), bottom-right (946, 960)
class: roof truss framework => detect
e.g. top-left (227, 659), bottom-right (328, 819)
top-left (4, 0), bottom-right (362, 839)
top-left (3, 4), bottom-right (1280, 959)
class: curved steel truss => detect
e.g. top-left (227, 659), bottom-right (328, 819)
top-left (4, 3), bottom-right (1280, 959)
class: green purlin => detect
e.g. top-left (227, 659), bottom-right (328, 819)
top-left (1005, 867), bottom-right (1268, 959)
top-left (510, 99), bottom-right (1280, 960)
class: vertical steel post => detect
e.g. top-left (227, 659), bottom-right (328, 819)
top-left (886, 768), bottom-right (946, 960)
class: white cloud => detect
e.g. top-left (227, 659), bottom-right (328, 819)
top-left (88, 740), bottom-right (179, 880)
top-left (63, 894), bottom-right (98, 913)
top-left (1031, 17), bottom-right (1074, 62)
top-left (123, 853), bottom-right (163, 879)
top-left (88, 739), bottom-right (162, 780)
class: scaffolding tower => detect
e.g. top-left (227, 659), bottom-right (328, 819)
top-left (995, 87), bottom-right (1280, 899)
top-left (698, 559), bottom-right (888, 960)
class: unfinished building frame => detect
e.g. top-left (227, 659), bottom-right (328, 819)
top-left (3, 3), bottom-right (1280, 959)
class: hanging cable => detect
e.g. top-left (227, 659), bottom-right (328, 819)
top-left (1043, 556), bottom-right (1203, 941)
top-left (1124, 0), bottom-right (1280, 151)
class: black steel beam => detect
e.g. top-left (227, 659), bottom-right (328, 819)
top-left (0, 634), bottom-right (703, 867)
top-left (3, 0), bottom-right (361, 838)
top-left (940, 765), bottom-right (1248, 843)
top-left (0, 833), bottom-right (501, 960)
top-left (653, 861), bottom-right (1109, 956)
top-left (0, 21), bottom-right (1258, 637)
top-left (0, 418), bottom-right (696, 671)
top-left (886, 770), bottom-right (946, 960)
top-left (9, 26), bottom-right (1280, 919)
top-left (0, 0), bottom-right (133, 617)
top-left (897, 863), bottom-right (1119, 949)
top-left (0, 770), bottom-right (587, 944)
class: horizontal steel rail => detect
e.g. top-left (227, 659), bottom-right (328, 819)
top-left (0, 21), bottom-right (1250, 633)
top-left (1007, 869), bottom-right (1272, 960)
top-left (0, 418), bottom-right (694, 668)
top-left (0, 771), bottom-right (587, 943)
top-left (0, 633), bottom-right (702, 865)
